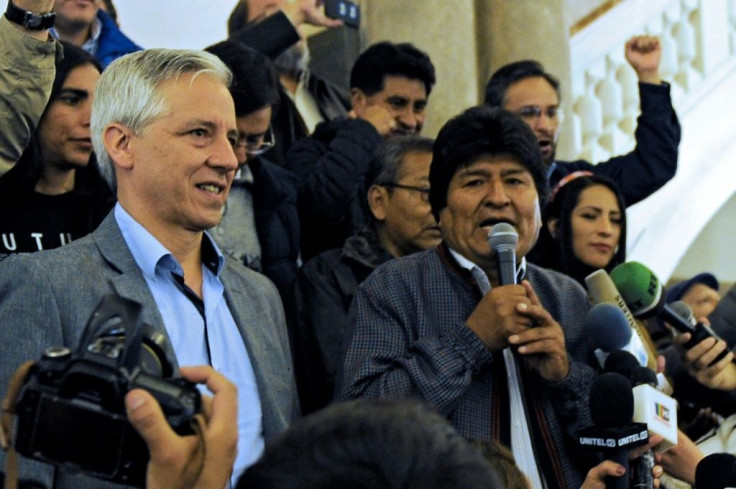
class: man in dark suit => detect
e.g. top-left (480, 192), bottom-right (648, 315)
top-left (0, 48), bottom-right (298, 489)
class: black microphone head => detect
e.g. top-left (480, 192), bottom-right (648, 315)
top-left (585, 302), bottom-right (632, 352)
top-left (669, 300), bottom-right (696, 326)
top-left (603, 350), bottom-right (640, 378)
top-left (590, 372), bottom-right (634, 428)
top-left (488, 222), bottom-right (518, 253)
top-left (696, 453), bottom-right (736, 489)
top-left (630, 366), bottom-right (658, 387)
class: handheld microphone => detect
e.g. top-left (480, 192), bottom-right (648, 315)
top-left (610, 261), bottom-right (729, 366)
top-left (669, 301), bottom-right (695, 326)
top-left (488, 223), bottom-right (518, 286)
top-left (579, 372), bottom-right (649, 489)
top-left (586, 302), bottom-right (652, 369)
top-left (695, 452), bottom-right (736, 489)
top-left (603, 350), bottom-right (678, 454)
top-left (585, 270), bottom-right (658, 371)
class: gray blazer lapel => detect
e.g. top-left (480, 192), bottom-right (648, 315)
top-left (91, 212), bottom-right (179, 368)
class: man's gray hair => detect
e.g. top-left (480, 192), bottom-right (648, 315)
top-left (91, 48), bottom-right (232, 188)
top-left (368, 136), bottom-right (435, 188)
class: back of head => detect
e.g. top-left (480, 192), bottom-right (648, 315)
top-left (428, 106), bottom-right (547, 221)
top-left (90, 49), bottom-right (232, 189)
top-left (205, 40), bottom-right (280, 117)
top-left (469, 440), bottom-right (530, 489)
top-left (484, 60), bottom-right (560, 108)
top-left (237, 399), bottom-right (501, 489)
top-left (350, 42), bottom-right (436, 96)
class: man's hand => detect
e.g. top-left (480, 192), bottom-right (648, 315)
top-left (674, 332), bottom-right (736, 391)
top-left (465, 283), bottom-right (532, 352)
top-left (125, 366), bottom-right (238, 489)
top-left (657, 429), bottom-right (704, 485)
top-left (283, 0), bottom-right (343, 28)
top-left (350, 105), bottom-right (396, 137)
top-left (625, 35), bottom-right (662, 85)
top-left (507, 281), bottom-right (570, 382)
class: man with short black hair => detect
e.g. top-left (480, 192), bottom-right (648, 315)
top-left (338, 106), bottom-right (598, 488)
top-left (485, 36), bottom-right (680, 207)
top-left (289, 41), bottom-right (436, 259)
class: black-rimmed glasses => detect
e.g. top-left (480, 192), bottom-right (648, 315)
top-left (235, 126), bottom-right (276, 156)
top-left (381, 183), bottom-right (431, 202)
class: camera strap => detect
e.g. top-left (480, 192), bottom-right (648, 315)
top-left (1, 360), bottom-right (35, 489)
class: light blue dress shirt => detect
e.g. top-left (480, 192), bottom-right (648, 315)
top-left (115, 204), bottom-right (263, 485)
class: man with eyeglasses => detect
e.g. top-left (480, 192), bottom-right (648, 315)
top-left (291, 136), bottom-right (440, 414)
top-left (288, 41), bottom-right (436, 260)
top-left (484, 35), bottom-right (680, 207)
top-left (206, 40), bottom-right (301, 303)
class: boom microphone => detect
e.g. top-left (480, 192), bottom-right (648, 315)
top-left (488, 223), bottom-right (518, 286)
top-left (610, 261), bottom-right (729, 366)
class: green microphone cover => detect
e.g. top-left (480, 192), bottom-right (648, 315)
top-left (609, 261), bottom-right (663, 318)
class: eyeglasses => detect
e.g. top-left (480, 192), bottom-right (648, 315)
top-left (514, 105), bottom-right (564, 123)
top-left (381, 183), bottom-right (431, 202)
top-left (235, 126), bottom-right (276, 156)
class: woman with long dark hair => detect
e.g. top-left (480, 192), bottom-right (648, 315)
top-left (532, 171), bottom-right (627, 286)
top-left (0, 42), bottom-right (114, 254)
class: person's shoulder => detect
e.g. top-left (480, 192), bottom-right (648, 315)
top-left (528, 263), bottom-right (588, 300)
top-left (221, 256), bottom-right (281, 298)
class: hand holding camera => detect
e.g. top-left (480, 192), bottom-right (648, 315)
top-left (126, 365), bottom-right (237, 489)
top-left (6, 295), bottom-right (204, 487)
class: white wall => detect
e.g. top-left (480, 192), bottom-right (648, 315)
top-left (0, 0), bottom-right (233, 50)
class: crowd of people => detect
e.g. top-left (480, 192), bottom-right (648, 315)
top-left (1, 1), bottom-right (734, 488)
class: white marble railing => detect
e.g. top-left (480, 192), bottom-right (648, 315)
top-left (567, 0), bottom-right (736, 281)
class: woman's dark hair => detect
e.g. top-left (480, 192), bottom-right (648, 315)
top-left (532, 173), bottom-right (627, 285)
top-left (2, 42), bottom-right (103, 191)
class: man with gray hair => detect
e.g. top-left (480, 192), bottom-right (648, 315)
top-left (0, 48), bottom-right (298, 489)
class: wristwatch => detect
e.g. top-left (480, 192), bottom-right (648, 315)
top-left (5, 1), bottom-right (56, 30)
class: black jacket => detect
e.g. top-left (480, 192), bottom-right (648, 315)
top-left (251, 157), bottom-right (301, 303)
top-left (291, 226), bottom-right (393, 414)
top-left (550, 82), bottom-right (680, 207)
top-left (287, 117), bottom-right (384, 260)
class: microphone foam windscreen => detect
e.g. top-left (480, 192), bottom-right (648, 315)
top-left (604, 350), bottom-right (640, 378)
top-left (585, 302), bottom-right (632, 351)
top-left (610, 261), bottom-right (663, 318)
top-left (590, 372), bottom-right (634, 428)
top-left (488, 223), bottom-right (518, 251)
top-left (695, 453), bottom-right (736, 489)
top-left (630, 366), bottom-right (658, 387)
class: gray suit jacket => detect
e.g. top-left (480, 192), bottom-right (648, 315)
top-left (0, 212), bottom-right (299, 489)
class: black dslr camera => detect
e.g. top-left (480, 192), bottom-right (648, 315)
top-left (13, 295), bottom-right (202, 487)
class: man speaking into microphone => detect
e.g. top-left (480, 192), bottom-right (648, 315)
top-left (338, 107), bottom-right (601, 488)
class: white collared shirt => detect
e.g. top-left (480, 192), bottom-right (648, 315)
top-left (448, 248), bottom-right (545, 489)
